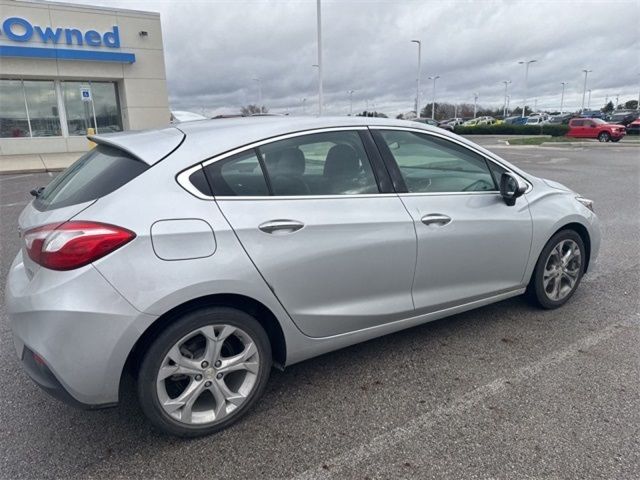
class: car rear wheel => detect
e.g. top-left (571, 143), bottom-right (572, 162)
top-left (137, 307), bottom-right (272, 437)
top-left (528, 230), bottom-right (585, 309)
top-left (598, 132), bottom-right (610, 142)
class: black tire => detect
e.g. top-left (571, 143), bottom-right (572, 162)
top-left (137, 306), bottom-right (272, 437)
top-left (527, 229), bottom-right (586, 309)
top-left (598, 132), bottom-right (610, 142)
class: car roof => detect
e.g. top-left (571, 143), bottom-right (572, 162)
top-left (92, 116), bottom-right (439, 165)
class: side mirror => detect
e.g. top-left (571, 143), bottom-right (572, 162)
top-left (500, 172), bottom-right (527, 206)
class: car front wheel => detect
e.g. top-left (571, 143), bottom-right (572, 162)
top-left (137, 306), bottom-right (272, 437)
top-left (598, 132), bottom-right (610, 142)
top-left (528, 230), bottom-right (586, 309)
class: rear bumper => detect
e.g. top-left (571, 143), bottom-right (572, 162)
top-left (5, 251), bottom-right (157, 406)
top-left (19, 345), bottom-right (115, 409)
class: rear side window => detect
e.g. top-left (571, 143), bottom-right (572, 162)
top-left (203, 150), bottom-right (270, 196)
top-left (571, 120), bottom-right (584, 126)
top-left (257, 131), bottom-right (379, 196)
top-left (34, 145), bottom-right (148, 211)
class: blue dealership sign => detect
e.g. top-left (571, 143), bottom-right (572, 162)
top-left (0, 17), bottom-right (136, 63)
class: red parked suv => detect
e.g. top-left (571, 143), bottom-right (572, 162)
top-left (567, 118), bottom-right (626, 142)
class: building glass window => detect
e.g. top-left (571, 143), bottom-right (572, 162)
top-left (91, 82), bottom-right (123, 133)
top-left (0, 79), bottom-right (30, 138)
top-left (62, 81), bottom-right (122, 136)
top-left (23, 80), bottom-right (62, 137)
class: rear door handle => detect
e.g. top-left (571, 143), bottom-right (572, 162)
top-left (421, 213), bottom-right (452, 226)
top-left (259, 219), bottom-right (305, 234)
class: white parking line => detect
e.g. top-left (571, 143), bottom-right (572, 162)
top-left (0, 201), bottom-right (29, 208)
top-left (290, 323), bottom-right (623, 480)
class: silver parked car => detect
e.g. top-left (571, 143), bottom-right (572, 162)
top-left (6, 117), bottom-right (600, 437)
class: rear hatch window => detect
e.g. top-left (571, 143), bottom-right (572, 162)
top-left (34, 145), bottom-right (149, 212)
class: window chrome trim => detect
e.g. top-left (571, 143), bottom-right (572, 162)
top-left (201, 126), bottom-right (367, 167)
top-left (368, 125), bottom-right (533, 193)
top-left (176, 164), bottom-right (213, 200)
top-left (177, 126), bottom-right (369, 200)
top-left (176, 124), bottom-right (533, 200)
top-left (215, 193), bottom-right (399, 201)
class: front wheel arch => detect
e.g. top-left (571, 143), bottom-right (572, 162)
top-left (528, 222), bottom-right (592, 289)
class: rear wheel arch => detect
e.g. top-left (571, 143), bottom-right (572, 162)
top-left (120, 293), bottom-right (287, 398)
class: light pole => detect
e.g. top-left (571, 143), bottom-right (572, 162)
top-left (347, 90), bottom-right (355, 115)
top-left (518, 59), bottom-right (537, 118)
top-left (428, 75), bottom-right (439, 119)
top-left (615, 94), bottom-right (620, 110)
top-left (587, 89), bottom-right (592, 110)
top-left (580, 69), bottom-right (592, 113)
top-left (301, 97), bottom-right (307, 115)
top-left (411, 40), bottom-right (422, 117)
top-left (316, 0), bottom-right (323, 115)
top-left (560, 82), bottom-right (567, 115)
top-left (252, 77), bottom-right (262, 110)
top-left (502, 80), bottom-right (511, 117)
top-left (473, 93), bottom-right (479, 118)
top-left (506, 95), bottom-right (511, 115)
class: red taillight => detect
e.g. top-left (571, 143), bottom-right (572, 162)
top-left (24, 221), bottom-right (135, 271)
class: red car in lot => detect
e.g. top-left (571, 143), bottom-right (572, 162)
top-left (567, 118), bottom-right (626, 142)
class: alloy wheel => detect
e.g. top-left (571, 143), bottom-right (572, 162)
top-left (155, 324), bottom-right (260, 425)
top-left (542, 239), bottom-right (582, 301)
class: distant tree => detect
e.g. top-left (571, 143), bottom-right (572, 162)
top-left (603, 101), bottom-right (615, 113)
top-left (624, 100), bottom-right (638, 110)
top-left (396, 113), bottom-right (404, 119)
top-left (240, 104), bottom-right (269, 115)
top-left (355, 110), bottom-right (387, 118)
top-left (511, 106), bottom-right (533, 117)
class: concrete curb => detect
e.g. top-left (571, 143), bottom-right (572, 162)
top-left (0, 152), bottom-right (81, 175)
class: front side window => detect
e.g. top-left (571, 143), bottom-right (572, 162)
top-left (379, 130), bottom-right (497, 193)
top-left (258, 130), bottom-right (378, 196)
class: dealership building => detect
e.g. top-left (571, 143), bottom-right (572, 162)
top-left (0, 0), bottom-right (170, 156)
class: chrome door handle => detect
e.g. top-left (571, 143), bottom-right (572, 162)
top-left (258, 219), bottom-right (305, 234)
top-left (421, 214), bottom-right (452, 226)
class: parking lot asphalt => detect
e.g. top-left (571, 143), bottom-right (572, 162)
top-left (1, 144), bottom-right (639, 479)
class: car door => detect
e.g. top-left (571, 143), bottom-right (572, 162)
top-left (571, 119), bottom-right (586, 137)
top-left (371, 127), bottom-right (533, 313)
top-left (204, 128), bottom-right (417, 338)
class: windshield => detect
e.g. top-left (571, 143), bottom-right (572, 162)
top-left (592, 118), bottom-right (606, 125)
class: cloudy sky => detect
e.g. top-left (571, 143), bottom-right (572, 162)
top-left (60, 0), bottom-right (639, 116)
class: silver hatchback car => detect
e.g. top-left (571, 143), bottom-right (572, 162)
top-left (6, 117), bottom-right (600, 436)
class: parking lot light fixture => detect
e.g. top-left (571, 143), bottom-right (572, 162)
top-left (473, 92), bottom-right (479, 118)
top-left (411, 40), bottom-right (422, 116)
top-left (428, 75), bottom-right (440, 119)
top-left (347, 90), bottom-right (355, 115)
top-left (502, 80), bottom-right (511, 118)
top-left (518, 59), bottom-right (537, 117)
top-left (581, 69), bottom-right (592, 113)
top-left (560, 82), bottom-right (567, 115)
top-left (316, 0), bottom-right (323, 116)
